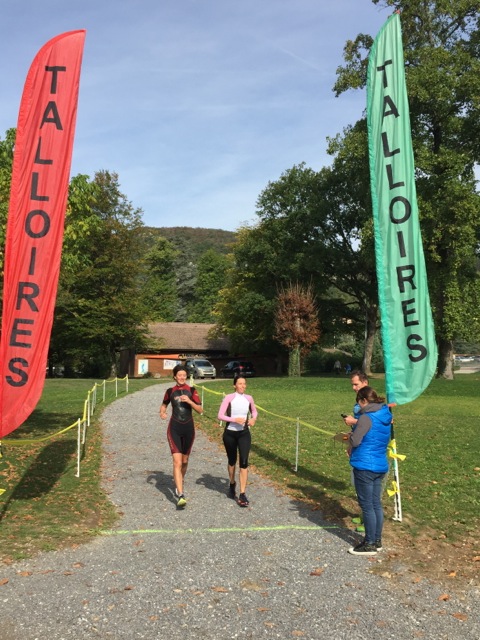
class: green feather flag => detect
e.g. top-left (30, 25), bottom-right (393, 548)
top-left (367, 13), bottom-right (437, 405)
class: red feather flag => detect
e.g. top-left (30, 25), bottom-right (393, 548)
top-left (0, 30), bottom-right (86, 437)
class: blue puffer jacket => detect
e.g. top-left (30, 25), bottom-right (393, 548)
top-left (350, 404), bottom-right (391, 473)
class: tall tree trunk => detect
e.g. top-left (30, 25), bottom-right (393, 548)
top-left (289, 346), bottom-right (301, 377)
top-left (436, 337), bottom-right (454, 379)
top-left (110, 349), bottom-right (118, 379)
top-left (362, 303), bottom-right (377, 376)
top-left (275, 355), bottom-right (283, 375)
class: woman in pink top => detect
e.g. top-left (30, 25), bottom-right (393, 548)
top-left (217, 376), bottom-right (258, 507)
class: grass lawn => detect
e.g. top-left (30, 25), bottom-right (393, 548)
top-left (197, 375), bottom-right (479, 539)
top-left (1, 374), bottom-right (478, 584)
top-left (0, 377), bottom-right (157, 561)
top-left (197, 373), bottom-right (479, 584)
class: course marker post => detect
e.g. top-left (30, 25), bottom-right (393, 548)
top-left (391, 454), bottom-right (403, 521)
top-left (75, 419), bottom-right (81, 477)
top-left (294, 417), bottom-right (300, 472)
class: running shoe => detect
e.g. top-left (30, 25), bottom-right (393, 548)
top-left (238, 492), bottom-right (249, 507)
top-left (175, 488), bottom-right (187, 508)
top-left (374, 539), bottom-right (383, 551)
top-left (228, 482), bottom-right (237, 500)
top-left (176, 493), bottom-right (187, 508)
top-left (348, 541), bottom-right (377, 556)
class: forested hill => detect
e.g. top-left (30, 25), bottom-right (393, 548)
top-left (144, 226), bottom-right (237, 259)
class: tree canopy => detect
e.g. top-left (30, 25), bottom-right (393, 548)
top-left (214, 1), bottom-right (480, 376)
top-left (50, 171), bottom-right (148, 377)
top-left (334, 0), bottom-right (480, 377)
top-left (141, 236), bottom-right (180, 322)
top-left (2, 1), bottom-right (479, 378)
top-left (188, 249), bottom-right (231, 323)
top-left (274, 282), bottom-right (320, 376)
top-left (0, 129), bottom-right (15, 279)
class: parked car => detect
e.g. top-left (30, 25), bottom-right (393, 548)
top-left (220, 360), bottom-right (256, 378)
top-left (184, 359), bottom-right (216, 379)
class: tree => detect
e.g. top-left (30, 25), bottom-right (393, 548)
top-left (161, 234), bottom-right (197, 321)
top-left (214, 177), bottom-right (337, 361)
top-left (274, 283), bottom-right (320, 376)
top-left (214, 226), bottom-right (280, 356)
top-left (0, 129), bottom-right (15, 279)
top-left (314, 123), bottom-right (380, 374)
top-left (215, 161), bottom-right (381, 373)
top-left (253, 160), bottom-right (383, 373)
top-left (141, 236), bottom-right (179, 322)
top-left (51, 171), bottom-right (148, 377)
top-left (334, 0), bottom-right (480, 378)
top-left (188, 249), bottom-right (230, 322)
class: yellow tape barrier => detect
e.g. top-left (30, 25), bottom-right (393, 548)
top-left (387, 480), bottom-right (399, 497)
top-left (198, 383), bottom-right (336, 437)
top-left (199, 383), bottom-right (406, 503)
top-left (199, 384), bottom-right (408, 457)
top-left (2, 421), bottom-right (80, 446)
top-left (389, 450), bottom-right (406, 462)
top-left (0, 376), bottom-right (129, 447)
top-left (388, 439), bottom-right (406, 461)
top-left (197, 385), bottom-right (223, 397)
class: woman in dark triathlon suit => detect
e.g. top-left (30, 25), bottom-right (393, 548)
top-left (160, 365), bottom-right (202, 508)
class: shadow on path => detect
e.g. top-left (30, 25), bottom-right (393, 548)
top-left (250, 441), bottom-right (359, 545)
top-left (146, 469), bottom-right (177, 504)
top-left (195, 472), bottom-right (230, 495)
top-left (0, 440), bottom-right (76, 523)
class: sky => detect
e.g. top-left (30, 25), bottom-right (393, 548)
top-left (0, 0), bottom-right (389, 231)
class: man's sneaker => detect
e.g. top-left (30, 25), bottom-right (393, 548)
top-left (348, 541), bottom-right (377, 556)
top-left (374, 539), bottom-right (383, 551)
top-left (238, 492), bottom-right (249, 507)
top-left (228, 482), bottom-right (237, 500)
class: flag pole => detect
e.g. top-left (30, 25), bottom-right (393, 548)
top-left (388, 411), bottom-right (403, 522)
top-left (367, 13), bottom-right (436, 523)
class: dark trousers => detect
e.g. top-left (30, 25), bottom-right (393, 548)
top-left (353, 468), bottom-right (386, 543)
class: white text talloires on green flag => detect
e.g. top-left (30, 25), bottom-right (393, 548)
top-left (367, 13), bottom-right (437, 405)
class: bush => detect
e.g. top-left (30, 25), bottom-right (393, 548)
top-left (303, 347), bottom-right (359, 375)
top-left (303, 348), bottom-right (325, 374)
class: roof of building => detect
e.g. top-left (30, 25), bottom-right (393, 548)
top-left (147, 322), bottom-right (230, 352)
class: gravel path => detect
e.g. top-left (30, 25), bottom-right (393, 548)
top-left (1, 383), bottom-right (478, 639)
